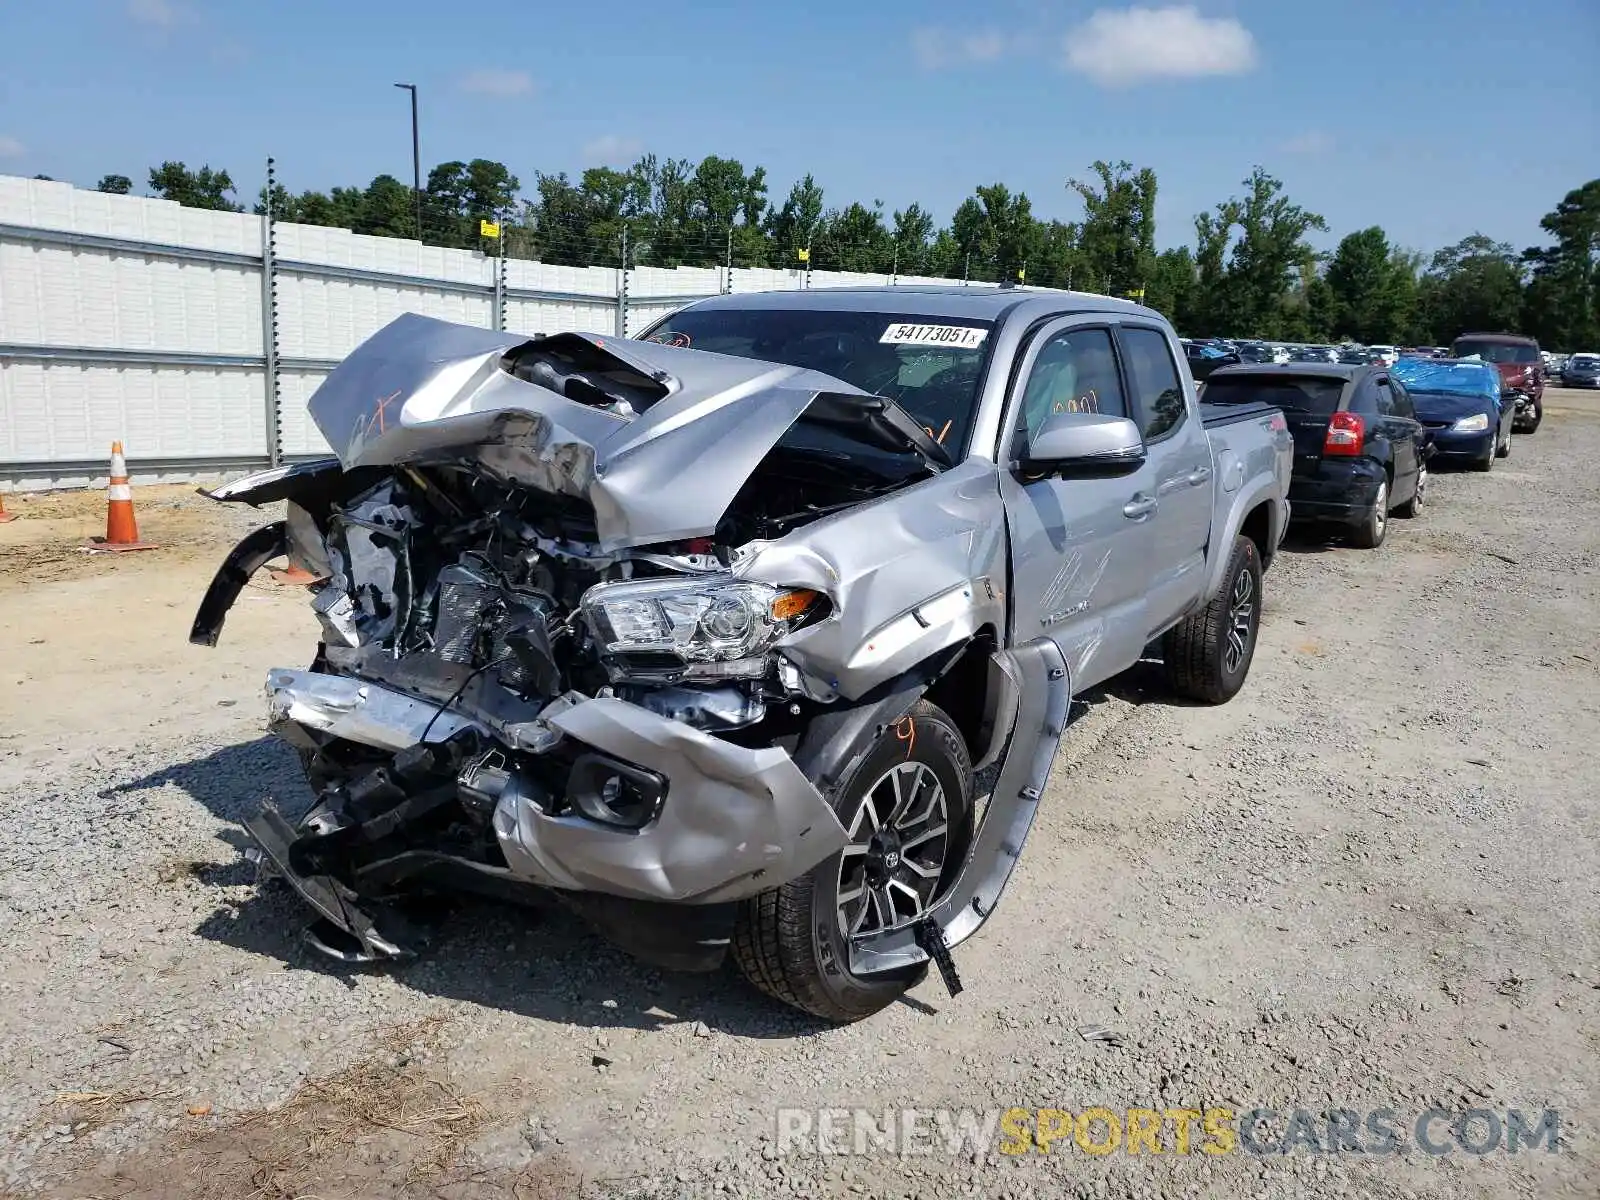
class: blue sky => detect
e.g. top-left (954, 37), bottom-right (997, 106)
top-left (1, 0), bottom-right (1595, 257)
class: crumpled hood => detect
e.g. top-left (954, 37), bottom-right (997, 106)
top-left (306, 313), bottom-right (873, 551)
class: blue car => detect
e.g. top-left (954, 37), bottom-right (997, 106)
top-left (1391, 358), bottom-right (1513, 472)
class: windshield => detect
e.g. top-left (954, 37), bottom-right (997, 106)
top-left (1393, 360), bottom-right (1497, 396)
top-left (638, 307), bottom-right (993, 455)
top-left (1569, 355), bottom-right (1599, 368)
top-left (1203, 374), bottom-right (1345, 414)
top-left (1453, 339), bottom-right (1539, 364)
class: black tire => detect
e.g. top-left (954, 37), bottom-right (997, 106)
top-left (1495, 423), bottom-right (1512, 458)
top-left (1472, 440), bottom-right (1494, 472)
top-left (1163, 534), bottom-right (1262, 704)
top-left (1519, 401), bottom-right (1542, 434)
top-left (731, 699), bottom-right (973, 1023)
top-left (1395, 460), bottom-right (1426, 519)
top-left (1348, 477), bottom-right (1389, 549)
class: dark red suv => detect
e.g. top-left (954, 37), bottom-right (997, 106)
top-left (1450, 332), bottom-right (1545, 433)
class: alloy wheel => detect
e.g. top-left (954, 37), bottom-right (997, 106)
top-left (1224, 564), bottom-right (1256, 676)
top-left (836, 761), bottom-right (951, 940)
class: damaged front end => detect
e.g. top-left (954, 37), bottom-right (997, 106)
top-left (192, 314), bottom-right (1068, 1015)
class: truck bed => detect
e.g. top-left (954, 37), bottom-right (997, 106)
top-left (1199, 399), bottom-right (1281, 428)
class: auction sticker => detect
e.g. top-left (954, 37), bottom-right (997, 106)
top-left (880, 323), bottom-right (989, 350)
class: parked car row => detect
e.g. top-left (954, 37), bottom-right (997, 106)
top-left (1199, 331), bottom-right (1546, 551)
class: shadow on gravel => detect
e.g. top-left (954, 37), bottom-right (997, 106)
top-left (1075, 655), bottom-right (1207, 710)
top-left (133, 738), bottom-right (852, 1039)
top-left (107, 735), bottom-right (312, 824)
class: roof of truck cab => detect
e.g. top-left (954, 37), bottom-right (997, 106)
top-left (676, 285), bottom-right (1156, 321)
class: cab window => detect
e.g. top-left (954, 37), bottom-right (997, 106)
top-left (1015, 326), bottom-right (1129, 445)
top-left (1120, 326), bottom-right (1188, 441)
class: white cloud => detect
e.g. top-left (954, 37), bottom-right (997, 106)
top-left (0, 136), bottom-right (24, 158)
top-left (1064, 6), bottom-right (1257, 87)
top-left (1282, 130), bottom-right (1335, 155)
top-left (127, 0), bottom-right (181, 28)
top-left (581, 135), bottom-right (644, 166)
top-left (459, 69), bottom-right (535, 98)
top-left (911, 27), bottom-right (1009, 69)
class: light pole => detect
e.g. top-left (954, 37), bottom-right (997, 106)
top-left (394, 82), bottom-right (421, 241)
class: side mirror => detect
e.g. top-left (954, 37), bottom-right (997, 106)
top-left (1019, 412), bottom-right (1146, 475)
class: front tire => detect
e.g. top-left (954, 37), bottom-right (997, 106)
top-left (1520, 401), bottom-right (1542, 433)
top-left (732, 700), bottom-right (973, 1022)
top-left (1496, 422), bottom-right (1512, 458)
top-left (1163, 534), bottom-right (1263, 704)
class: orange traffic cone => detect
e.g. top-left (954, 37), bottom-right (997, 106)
top-left (86, 441), bottom-right (157, 552)
top-left (0, 493), bottom-right (16, 524)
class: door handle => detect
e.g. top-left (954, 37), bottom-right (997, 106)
top-left (1123, 495), bottom-right (1158, 520)
top-left (1186, 466), bottom-right (1212, 486)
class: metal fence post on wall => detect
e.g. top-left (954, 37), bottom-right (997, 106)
top-left (615, 227), bottom-right (630, 338)
top-left (261, 156), bottom-right (282, 468)
top-left (492, 235), bottom-right (506, 332)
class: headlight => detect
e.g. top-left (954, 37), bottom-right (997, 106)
top-left (1452, 413), bottom-right (1490, 433)
top-left (581, 574), bottom-right (821, 681)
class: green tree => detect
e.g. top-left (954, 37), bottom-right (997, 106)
top-left (1323, 227), bottom-right (1415, 343)
top-left (1223, 167), bottom-right (1327, 337)
top-left (890, 203), bottom-right (937, 276)
top-left (1414, 235), bottom-right (1524, 343)
top-left (95, 174), bottom-right (132, 195)
top-left (148, 161), bottom-right (243, 211)
top-left (766, 174), bottom-right (826, 267)
top-left (1521, 179), bottom-right (1600, 351)
top-left (423, 159), bottom-right (520, 248)
top-left (1145, 247), bottom-right (1198, 329)
top-left (1068, 160), bottom-right (1158, 299)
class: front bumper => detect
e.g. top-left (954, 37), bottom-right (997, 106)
top-left (262, 668), bottom-right (849, 907)
top-left (1424, 428), bottom-right (1496, 461)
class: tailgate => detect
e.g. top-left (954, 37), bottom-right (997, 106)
top-left (1284, 413), bottom-right (1331, 476)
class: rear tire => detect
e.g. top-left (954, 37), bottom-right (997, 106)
top-left (731, 700), bottom-right (973, 1023)
top-left (1348, 478), bottom-right (1389, 549)
top-left (1163, 534), bottom-right (1262, 704)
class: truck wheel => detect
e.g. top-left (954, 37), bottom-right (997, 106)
top-left (732, 700), bottom-right (973, 1023)
top-left (1348, 479), bottom-right (1389, 549)
top-left (1163, 535), bottom-right (1262, 704)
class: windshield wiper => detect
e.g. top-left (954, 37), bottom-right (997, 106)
top-left (798, 391), bottom-right (954, 471)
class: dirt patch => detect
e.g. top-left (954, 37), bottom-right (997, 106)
top-left (0, 483), bottom-right (265, 586)
top-left (43, 1018), bottom-right (601, 1200)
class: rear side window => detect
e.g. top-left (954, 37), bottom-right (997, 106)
top-left (1390, 380), bottom-right (1415, 419)
top-left (1202, 374), bottom-right (1344, 415)
top-left (1120, 327), bottom-right (1187, 440)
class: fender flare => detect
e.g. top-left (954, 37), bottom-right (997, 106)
top-left (1202, 477), bottom-right (1282, 601)
top-left (189, 521), bottom-right (288, 647)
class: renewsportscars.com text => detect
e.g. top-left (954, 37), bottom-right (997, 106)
top-left (775, 1106), bottom-right (1563, 1158)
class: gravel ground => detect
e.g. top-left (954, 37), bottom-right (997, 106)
top-left (1, 393), bottom-right (1597, 1199)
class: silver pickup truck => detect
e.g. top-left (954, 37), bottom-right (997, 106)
top-left (192, 286), bottom-right (1292, 1022)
